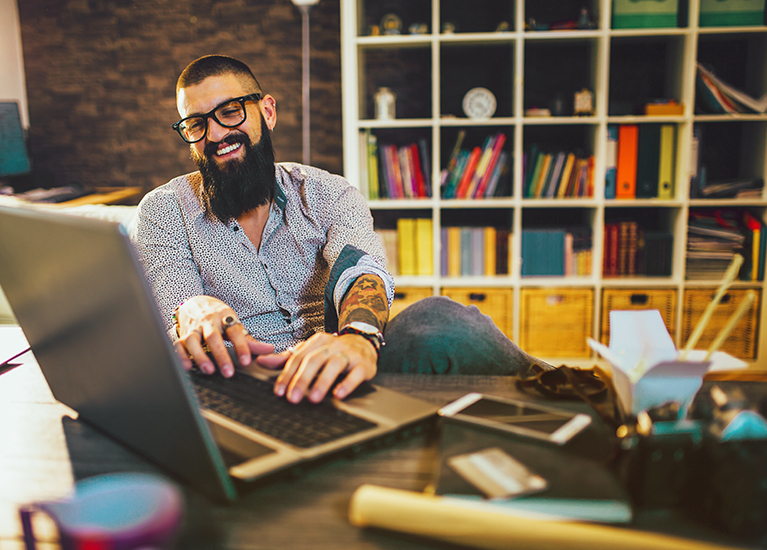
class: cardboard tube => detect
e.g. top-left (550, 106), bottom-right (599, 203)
top-left (349, 485), bottom-right (733, 550)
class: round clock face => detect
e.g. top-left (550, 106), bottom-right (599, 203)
top-left (462, 87), bottom-right (497, 119)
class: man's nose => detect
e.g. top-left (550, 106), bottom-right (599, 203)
top-left (206, 117), bottom-right (230, 143)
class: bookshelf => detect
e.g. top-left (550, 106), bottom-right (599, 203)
top-left (341, 0), bottom-right (767, 366)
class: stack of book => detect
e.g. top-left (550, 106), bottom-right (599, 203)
top-left (440, 131), bottom-right (511, 199)
top-left (359, 130), bottom-right (431, 200)
top-left (524, 146), bottom-right (594, 199)
top-left (686, 210), bottom-right (766, 281)
top-left (375, 218), bottom-right (433, 276)
top-left (605, 124), bottom-right (676, 200)
top-left (603, 222), bottom-right (673, 277)
top-left (696, 62), bottom-right (767, 115)
top-left (440, 226), bottom-right (512, 277)
top-left (520, 227), bottom-right (592, 276)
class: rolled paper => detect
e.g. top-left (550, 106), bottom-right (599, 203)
top-left (349, 484), bottom-right (734, 550)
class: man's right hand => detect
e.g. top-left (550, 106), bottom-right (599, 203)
top-left (173, 296), bottom-right (274, 377)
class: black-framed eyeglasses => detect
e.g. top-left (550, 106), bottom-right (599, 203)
top-left (171, 93), bottom-right (262, 143)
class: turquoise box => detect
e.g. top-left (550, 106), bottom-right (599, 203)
top-left (612, 0), bottom-right (679, 28)
top-left (699, 0), bottom-right (765, 26)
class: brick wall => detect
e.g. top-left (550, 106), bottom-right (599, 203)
top-left (17, 0), bottom-right (342, 194)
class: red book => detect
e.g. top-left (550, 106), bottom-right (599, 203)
top-left (410, 143), bottom-right (427, 198)
top-left (475, 133), bottom-right (507, 198)
top-left (454, 147), bottom-right (482, 199)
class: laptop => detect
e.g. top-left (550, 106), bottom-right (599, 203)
top-left (0, 205), bottom-right (437, 501)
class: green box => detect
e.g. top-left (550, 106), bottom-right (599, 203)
top-left (612, 0), bottom-right (679, 28)
top-left (699, 0), bottom-right (765, 26)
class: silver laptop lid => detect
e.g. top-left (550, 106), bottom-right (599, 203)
top-left (0, 206), bottom-right (237, 501)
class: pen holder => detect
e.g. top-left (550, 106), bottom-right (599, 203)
top-left (20, 472), bottom-right (184, 550)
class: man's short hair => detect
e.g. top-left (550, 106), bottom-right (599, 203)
top-left (176, 55), bottom-right (262, 97)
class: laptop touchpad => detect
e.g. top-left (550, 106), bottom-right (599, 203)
top-left (207, 421), bottom-right (276, 464)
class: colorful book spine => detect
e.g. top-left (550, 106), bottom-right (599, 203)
top-left (605, 125), bottom-right (618, 199)
top-left (616, 125), bottom-right (639, 199)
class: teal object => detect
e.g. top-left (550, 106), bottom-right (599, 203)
top-left (19, 473), bottom-right (184, 550)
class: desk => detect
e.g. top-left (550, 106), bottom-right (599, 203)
top-left (0, 353), bottom-right (756, 550)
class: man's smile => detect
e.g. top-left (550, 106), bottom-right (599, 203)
top-left (216, 142), bottom-right (243, 157)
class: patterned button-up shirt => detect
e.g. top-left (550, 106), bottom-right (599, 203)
top-left (130, 162), bottom-right (394, 352)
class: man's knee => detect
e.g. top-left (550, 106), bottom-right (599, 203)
top-left (378, 296), bottom-right (546, 375)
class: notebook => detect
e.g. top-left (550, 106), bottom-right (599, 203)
top-left (0, 205), bottom-right (437, 501)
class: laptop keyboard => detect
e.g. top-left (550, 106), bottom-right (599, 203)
top-left (189, 370), bottom-right (377, 449)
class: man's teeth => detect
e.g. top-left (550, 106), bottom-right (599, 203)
top-left (216, 143), bottom-right (242, 156)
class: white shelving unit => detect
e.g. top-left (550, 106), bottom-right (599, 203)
top-left (341, 0), bottom-right (767, 365)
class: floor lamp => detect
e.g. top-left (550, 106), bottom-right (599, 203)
top-left (290, 0), bottom-right (320, 166)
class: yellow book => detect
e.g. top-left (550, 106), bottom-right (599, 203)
top-left (397, 218), bottom-right (417, 276)
top-left (657, 124), bottom-right (675, 200)
top-left (415, 218), bottom-right (433, 275)
top-left (533, 154), bottom-right (552, 198)
top-left (484, 227), bottom-right (497, 275)
top-left (557, 153), bottom-right (577, 198)
top-left (367, 131), bottom-right (380, 200)
top-left (447, 227), bottom-right (461, 277)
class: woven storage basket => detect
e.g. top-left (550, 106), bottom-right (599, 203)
top-left (389, 287), bottom-right (433, 320)
top-left (440, 287), bottom-right (513, 338)
top-left (520, 288), bottom-right (594, 357)
top-left (682, 288), bottom-right (761, 360)
top-left (601, 288), bottom-right (677, 344)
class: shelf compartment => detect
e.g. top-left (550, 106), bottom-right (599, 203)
top-left (440, 126), bottom-right (514, 199)
top-left (608, 35), bottom-right (686, 116)
top-left (604, 207), bottom-right (677, 278)
top-left (441, 287), bottom-right (513, 338)
top-left (358, 0), bottom-right (431, 37)
top-left (442, 0), bottom-right (515, 34)
top-left (519, 287), bottom-right (594, 357)
top-left (359, 45), bottom-right (431, 120)
top-left (362, 127), bottom-right (433, 200)
top-left (523, 39), bottom-right (597, 117)
top-left (600, 287), bottom-right (678, 344)
top-left (440, 42), bottom-right (515, 120)
top-left (522, 124), bottom-right (597, 199)
top-left (690, 121), bottom-right (767, 196)
top-left (441, 209), bottom-right (514, 278)
top-left (681, 287), bottom-right (761, 359)
top-left (373, 209), bottom-right (433, 277)
top-left (524, 0), bottom-right (600, 30)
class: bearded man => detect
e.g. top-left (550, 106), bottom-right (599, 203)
top-left (131, 55), bottom-right (548, 405)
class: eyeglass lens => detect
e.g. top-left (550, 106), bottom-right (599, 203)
top-left (178, 99), bottom-right (247, 143)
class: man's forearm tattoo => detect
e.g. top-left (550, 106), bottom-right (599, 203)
top-left (339, 274), bottom-right (389, 331)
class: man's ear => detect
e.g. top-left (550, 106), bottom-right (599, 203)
top-left (261, 94), bottom-right (277, 131)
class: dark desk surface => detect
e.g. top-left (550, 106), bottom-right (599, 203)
top-left (0, 352), bottom-right (756, 550)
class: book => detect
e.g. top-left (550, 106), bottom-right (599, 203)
top-left (418, 138), bottom-right (432, 197)
top-left (604, 125), bottom-right (618, 199)
top-left (557, 153), bottom-right (576, 199)
top-left (533, 154), bottom-right (553, 198)
top-left (447, 226), bottom-right (461, 277)
top-left (544, 152), bottom-right (566, 198)
top-left (375, 228), bottom-right (399, 275)
top-left (484, 227), bottom-right (497, 276)
top-left (466, 136), bottom-right (494, 199)
top-left (397, 218), bottom-right (416, 275)
top-left (358, 130), bottom-right (370, 199)
top-left (496, 229), bottom-right (511, 275)
top-left (415, 218), bottom-right (433, 275)
top-left (471, 227), bottom-right (485, 276)
top-left (657, 124), bottom-right (675, 200)
top-left (455, 147), bottom-right (483, 199)
top-left (616, 125), bottom-right (638, 199)
top-left (460, 228), bottom-right (473, 276)
top-left (635, 124), bottom-right (661, 199)
top-left (484, 152), bottom-right (509, 198)
top-left (476, 133), bottom-right (507, 198)
top-left (523, 145), bottom-right (541, 198)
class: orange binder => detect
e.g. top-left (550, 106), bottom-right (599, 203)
top-left (615, 125), bottom-right (638, 199)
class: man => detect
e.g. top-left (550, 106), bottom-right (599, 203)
top-left (131, 55), bottom-right (547, 405)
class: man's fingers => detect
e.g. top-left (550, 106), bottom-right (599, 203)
top-left (203, 330), bottom-right (234, 377)
top-left (307, 352), bottom-right (350, 403)
top-left (173, 341), bottom-right (193, 370)
top-left (332, 365), bottom-right (370, 400)
top-left (183, 330), bottom-right (214, 374)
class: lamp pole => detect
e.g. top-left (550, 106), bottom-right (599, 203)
top-left (290, 0), bottom-right (320, 166)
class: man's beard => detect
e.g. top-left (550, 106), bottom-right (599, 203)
top-left (191, 115), bottom-right (276, 223)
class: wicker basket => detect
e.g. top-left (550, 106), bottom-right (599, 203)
top-left (601, 288), bottom-right (677, 344)
top-left (390, 287), bottom-right (433, 320)
top-left (440, 287), bottom-right (513, 338)
top-left (520, 288), bottom-right (594, 357)
top-left (682, 288), bottom-right (761, 360)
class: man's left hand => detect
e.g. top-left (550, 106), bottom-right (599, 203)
top-left (256, 332), bottom-right (377, 403)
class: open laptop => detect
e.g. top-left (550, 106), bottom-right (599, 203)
top-left (0, 205), bottom-right (437, 501)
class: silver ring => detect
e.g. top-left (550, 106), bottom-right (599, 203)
top-left (222, 315), bottom-right (242, 331)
